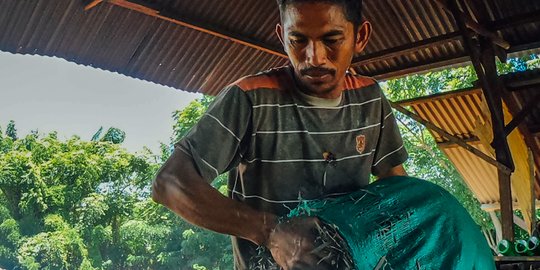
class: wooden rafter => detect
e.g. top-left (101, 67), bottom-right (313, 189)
top-left (353, 32), bottom-right (462, 67)
top-left (362, 38), bottom-right (540, 80)
top-left (391, 102), bottom-right (512, 174)
top-left (488, 9), bottom-right (540, 32)
top-left (87, 0), bottom-right (287, 58)
top-left (504, 94), bottom-right (540, 136)
top-left (83, 0), bottom-right (103, 11)
top-left (353, 9), bottom-right (540, 68)
top-left (447, 0), bottom-right (515, 240)
top-left (370, 54), bottom-right (469, 80)
top-left (434, 0), bottom-right (510, 49)
top-left (437, 137), bottom-right (480, 148)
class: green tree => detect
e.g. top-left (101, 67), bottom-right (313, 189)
top-left (0, 122), bottom-right (163, 269)
top-left (17, 214), bottom-right (93, 270)
top-left (172, 95), bottom-right (214, 143)
top-left (6, 120), bottom-right (17, 141)
top-left (168, 96), bottom-right (234, 269)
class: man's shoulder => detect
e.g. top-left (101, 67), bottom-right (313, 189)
top-left (230, 66), bottom-right (291, 92)
top-left (343, 73), bottom-right (378, 91)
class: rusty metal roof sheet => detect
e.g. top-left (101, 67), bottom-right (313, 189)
top-left (443, 142), bottom-right (501, 204)
top-left (396, 80), bottom-right (540, 204)
top-left (1, 0), bottom-right (540, 94)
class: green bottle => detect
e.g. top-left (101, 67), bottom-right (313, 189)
top-left (515, 239), bottom-right (532, 256)
top-left (497, 239), bottom-right (515, 256)
top-left (527, 236), bottom-right (540, 255)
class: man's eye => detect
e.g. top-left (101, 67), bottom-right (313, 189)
top-left (290, 39), bottom-right (306, 45)
top-left (324, 39), bottom-right (339, 45)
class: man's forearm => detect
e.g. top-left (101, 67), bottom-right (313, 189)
top-left (152, 149), bottom-right (277, 245)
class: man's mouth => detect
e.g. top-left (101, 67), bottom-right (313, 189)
top-left (301, 68), bottom-right (335, 81)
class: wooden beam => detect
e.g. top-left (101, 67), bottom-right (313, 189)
top-left (447, 0), bottom-right (515, 240)
top-left (434, 0), bottom-right (510, 50)
top-left (529, 148), bottom-right (536, 234)
top-left (369, 54), bottom-right (470, 80)
top-left (391, 102), bottom-right (512, 174)
top-left (504, 94), bottom-right (540, 136)
top-left (500, 85), bottom-right (540, 197)
top-left (353, 10), bottom-right (540, 68)
top-left (506, 81), bottom-right (540, 92)
top-left (481, 201), bottom-right (540, 212)
top-left (353, 32), bottom-right (462, 66)
top-left (363, 38), bottom-right (540, 80)
top-left (489, 9), bottom-right (540, 32)
top-left (504, 71), bottom-right (540, 91)
top-left (104, 0), bottom-right (287, 58)
top-left (437, 137), bottom-right (480, 148)
top-left (83, 0), bottom-right (103, 11)
top-left (508, 40), bottom-right (540, 55)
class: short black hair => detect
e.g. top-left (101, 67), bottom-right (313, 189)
top-left (276, 0), bottom-right (363, 29)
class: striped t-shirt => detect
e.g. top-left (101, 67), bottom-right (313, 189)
top-left (176, 66), bottom-right (408, 269)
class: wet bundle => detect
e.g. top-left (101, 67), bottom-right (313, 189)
top-left (254, 176), bottom-right (496, 269)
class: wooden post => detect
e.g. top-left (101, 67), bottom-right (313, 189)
top-left (497, 169), bottom-right (514, 240)
top-left (445, 0), bottom-right (516, 240)
top-left (529, 148), bottom-right (536, 234)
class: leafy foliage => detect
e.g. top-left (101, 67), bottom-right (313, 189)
top-left (171, 95), bottom-right (214, 143)
top-left (0, 120), bottom-right (232, 270)
top-left (5, 120), bottom-right (17, 141)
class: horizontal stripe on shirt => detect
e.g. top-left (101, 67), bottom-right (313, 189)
top-left (251, 97), bottom-right (381, 110)
top-left (230, 189), bottom-right (352, 204)
top-left (244, 151), bottom-right (373, 164)
top-left (251, 123), bottom-right (380, 136)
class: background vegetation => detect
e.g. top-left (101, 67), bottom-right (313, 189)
top-left (0, 55), bottom-right (538, 269)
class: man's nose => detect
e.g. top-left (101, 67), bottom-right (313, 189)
top-left (306, 41), bottom-right (327, 66)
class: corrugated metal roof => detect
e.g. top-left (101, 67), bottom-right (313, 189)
top-left (443, 142), bottom-right (501, 204)
top-left (1, 0), bottom-right (540, 94)
top-left (396, 82), bottom-right (540, 204)
top-left (0, 0), bottom-right (287, 94)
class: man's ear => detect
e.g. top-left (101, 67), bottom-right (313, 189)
top-left (276, 23), bottom-right (285, 48)
top-left (354, 21), bottom-right (372, 54)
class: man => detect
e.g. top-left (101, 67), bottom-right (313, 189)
top-left (152, 0), bottom-right (407, 269)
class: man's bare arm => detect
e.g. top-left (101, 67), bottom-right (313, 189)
top-left (376, 164), bottom-right (407, 180)
top-left (152, 149), bottom-right (277, 245)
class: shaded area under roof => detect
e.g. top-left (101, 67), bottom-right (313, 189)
top-left (1, 0), bottom-right (540, 94)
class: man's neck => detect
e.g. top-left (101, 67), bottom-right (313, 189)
top-left (287, 66), bottom-right (344, 100)
top-left (296, 89), bottom-right (342, 107)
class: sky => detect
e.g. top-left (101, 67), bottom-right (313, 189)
top-left (0, 51), bottom-right (201, 153)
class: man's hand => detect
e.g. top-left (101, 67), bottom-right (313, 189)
top-left (265, 217), bottom-right (335, 270)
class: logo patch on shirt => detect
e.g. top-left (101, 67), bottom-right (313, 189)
top-left (356, 135), bottom-right (366, 154)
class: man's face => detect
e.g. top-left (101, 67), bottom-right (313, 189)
top-left (276, 2), bottom-right (370, 99)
